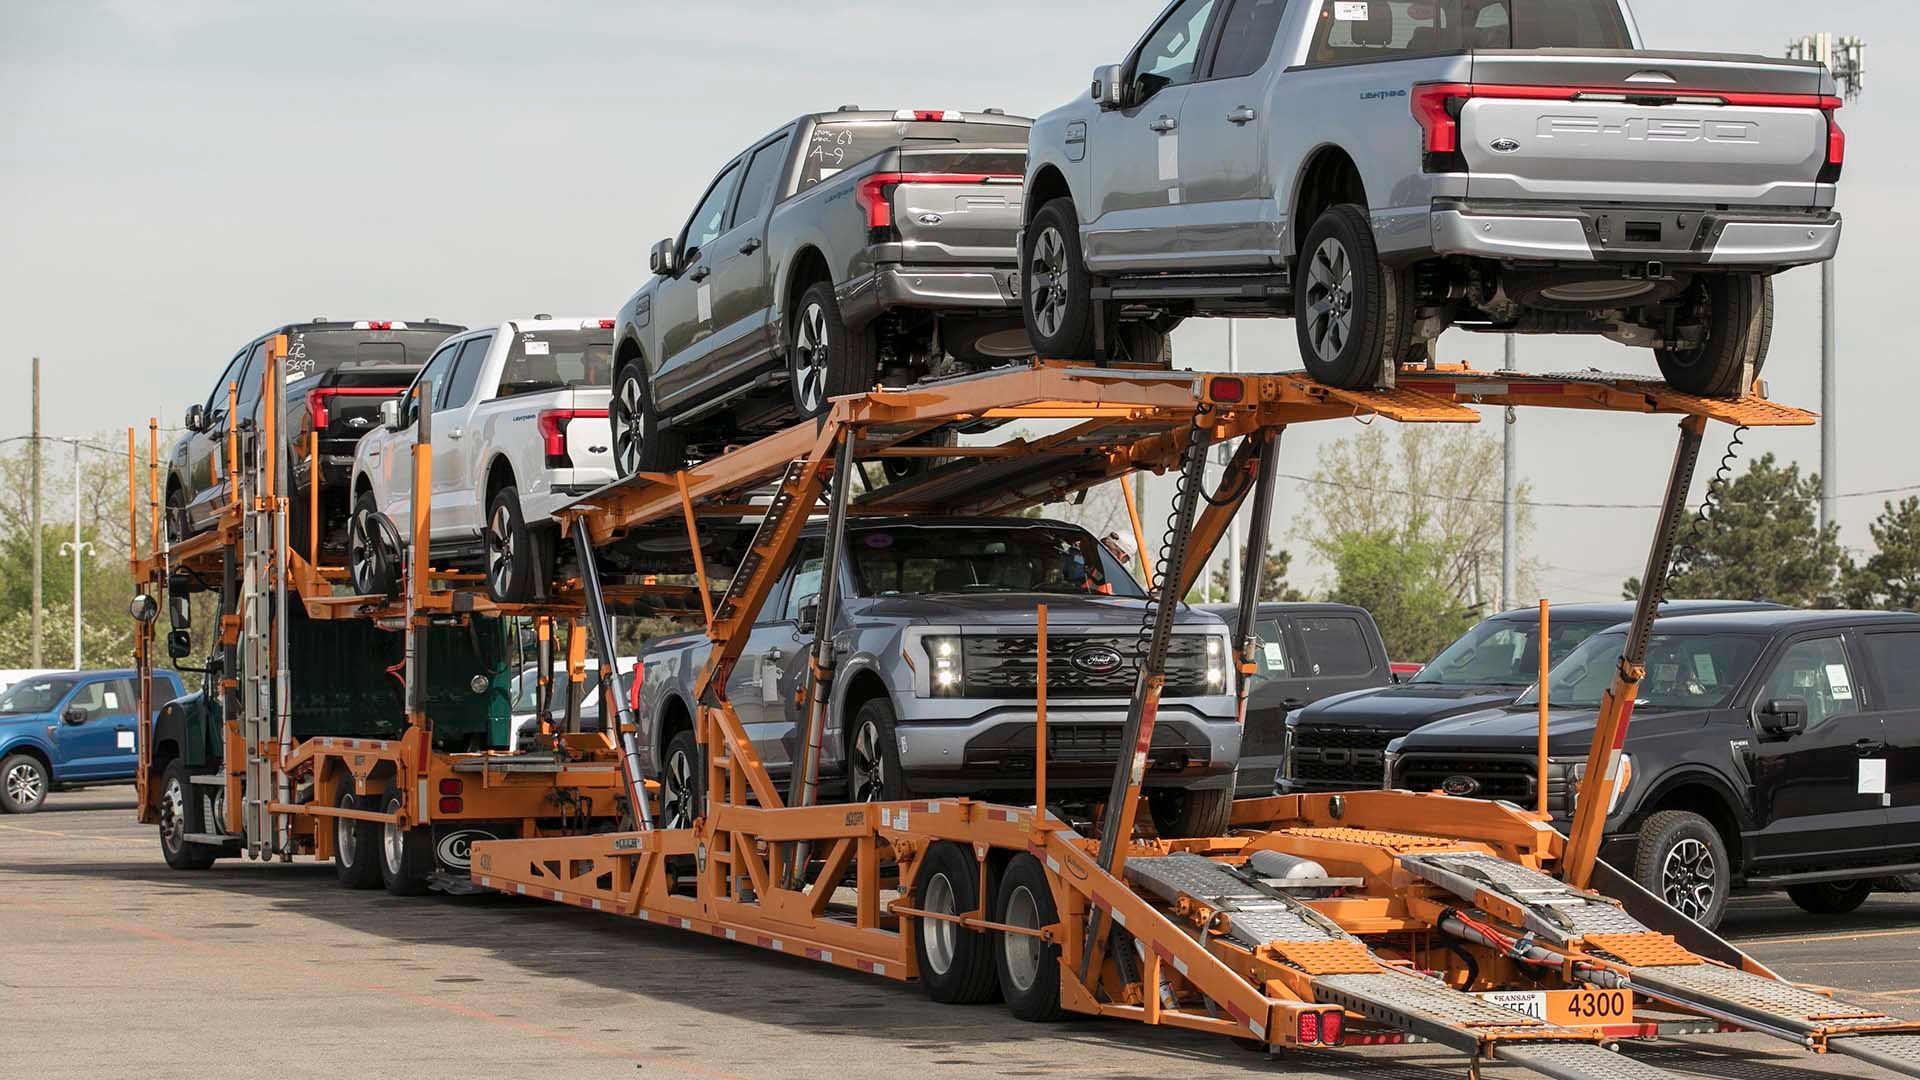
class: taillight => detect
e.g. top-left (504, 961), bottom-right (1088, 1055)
top-left (1822, 107), bottom-right (1846, 182)
top-left (353, 320), bottom-right (400, 331)
top-left (438, 796), bottom-right (463, 814)
top-left (439, 778), bottom-right (463, 795)
top-left (307, 389), bottom-right (330, 433)
top-left (628, 664), bottom-right (643, 712)
top-left (1411, 83), bottom-right (1469, 156)
top-left (536, 408), bottom-right (607, 467)
top-left (1297, 1009), bottom-right (1320, 1045)
top-left (854, 172), bottom-right (1023, 232)
top-left (1321, 1009), bottom-right (1344, 1046)
top-left (1207, 375), bottom-right (1245, 404)
top-left (895, 109), bottom-right (962, 121)
top-left (598, 319), bottom-right (616, 329)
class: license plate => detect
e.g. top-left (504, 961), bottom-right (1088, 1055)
top-left (1479, 988), bottom-right (1632, 1025)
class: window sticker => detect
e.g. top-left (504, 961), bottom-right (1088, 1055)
top-left (1861, 758), bottom-right (1887, 796)
top-left (1693, 655), bottom-right (1717, 683)
top-left (117, 730), bottom-right (135, 749)
top-left (1335, 1), bottom-right (1370, 20)
top-left (1263, 641), bottom-right (1285, 667)
top-left (524, 340), bottom-right (550, 356)
top-left (1158, 133), bottom-right (1179, 182)
top-left (697, 284), bottom-right (713, 322)
top-left (1827, 663), bottom-right (1854, 700)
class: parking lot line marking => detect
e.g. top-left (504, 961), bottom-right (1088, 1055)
top-left (1733, 926), bottom-right (1920, 947)
top-left (0, 822), bottom-right (145, 844)
top-left (0, 898), bottom-right (746, 1079)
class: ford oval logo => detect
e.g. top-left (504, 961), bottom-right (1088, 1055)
top-left (918, 213), bottom-right (944, 226)
top-left (1490, 138), bottom-right (1521, 154)
top-left (1440, 775), bottom-right (1481, 797)
top-left (1071, 646), bottom-right (1124, 675)
top-left (435, 828), bottom-right (499, 871)
top-left (346, 416), bottom-right (371, 428)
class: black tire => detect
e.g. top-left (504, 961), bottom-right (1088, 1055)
top-left (165, 482), bottom-right (192, 547)
top-left (1633, 809), bottom-right (1730, 930)
top-left (1147, 785), bottom-right (1234, 839)
top-left (661, 728), bottom-right (705, 831)
top-left (880, 429), bottom-right (957, 485)
top-left (613, 361), bottom-right (685, 476)
top-left (1110, 318), bottom-right (1173, 368)
top-left (1788, 879), bottom-right (1874, 916)
top-left (1655, 273), bottom-right (1773, 398)
top-left (333, 786), bottom-right (383, 889)
top-left (1023, 198), bottom-right (1098, 361)
top-left (993, 853), bottom-right (1064, 1021)
top-left (347, 491), bottom-right (399, 598)
top-left (156, 759), bottom-right (217, 869)
top-left (380, 789), bottom-right (434, 896)
top-left (0, 752), bottom-right (49, 815)
top-left (912, 842), bottom-right (998, 1004)
top-left (790, 280), bottom-right (877, 423)
top-left (484, 485), bottom-right (535, 604)
top-left (1293, 203), bottom-right (1410, 390)
top-left (846, 696), bottom-right (909, 803)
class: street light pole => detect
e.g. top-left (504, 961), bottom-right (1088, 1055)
top-left (30, 359), bottom-right (42, 668)
top-left (1502, 334), bottom-right (1518, 611)
top-left (1224, 320), bottom-right (1241, 605)
top-left (57, 441), bottom-right (93, 670)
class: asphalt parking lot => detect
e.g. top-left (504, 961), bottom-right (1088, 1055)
top-left (6, 789), bottom-right (1917, 1080)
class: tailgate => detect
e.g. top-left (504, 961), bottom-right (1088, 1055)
top-left (558, 387), bottom-right (613, 474)
top-left (1459, 52), bottom-right (1835, 206)
top-left (884, 147), bottom-right (1025, 264)
top-left (308, 368), bottom-right (414, 447)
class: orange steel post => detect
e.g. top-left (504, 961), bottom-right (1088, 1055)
top-left (676, 471), bottom-right (716, 630)
top-left (1120, 476), bottom-right (1150, 588)
top-left (1564, 415), bottom-right (1707, 888)
top-left (126, 428), bottom-right (138, 577)
top-left (147, 420), bottom-right (160, 567)
top-left (566, 623), bottom-right (588, 735)
top-left (1537, 599), bottom-right (1551, 817)
top-left (260, 341), bottom-right (277, 504)
top-left (226, 382), bottom-right (239, 508)
top-left (406, 383), bottom-right (435, 808)
top-left (308, 428), bottom-right (320, 566)
top-left (1035, 603), bottom-right (1048, 819)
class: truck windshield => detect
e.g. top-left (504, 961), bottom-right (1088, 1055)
top-left (0, 676), bottom-right (77, 714)
top-left (286, 328), bottom-right (457, 380)
top-left (798, 121), bottom-right (1030, 189)
top-left (1306, 0), bottom-right (1631, 65)
top-left (1518, 630), bottom-right (1768, 711)
top-left (849, 526), bottom-right (1145, 599)
top-left (1412, 617), bottom-right (1612, 686)
top-left (496, 328), bottom-right (616, 399)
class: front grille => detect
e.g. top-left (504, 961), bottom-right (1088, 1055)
top-left (1287, 726), bottom-right (1395, 786)
top-left (962, 722), bottom-right (1205, 773)
top-left (960, 634), bottom-right (1211, 699)
top-left (1397, 753), bottom-right (1543, 804)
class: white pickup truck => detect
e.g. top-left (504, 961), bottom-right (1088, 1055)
top-left (347, 318), bottom-right (616, 603)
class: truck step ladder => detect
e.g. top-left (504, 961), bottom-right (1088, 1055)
top-left (1403, 851), bottom-right (1920, 1073)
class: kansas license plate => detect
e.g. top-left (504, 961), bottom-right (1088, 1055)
top-left (1479, 988), bottom-right (1632, 1025)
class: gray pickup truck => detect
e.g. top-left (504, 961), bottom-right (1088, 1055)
top-left (610, 109), bottom-right (1035, 475)
top-left (634, 517), bottom-right (1240, 836)
top-left (1023, 0), bottom-right (1845, 395)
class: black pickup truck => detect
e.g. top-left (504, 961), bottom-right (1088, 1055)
top-left (1389, 609), bottom-right (1920, 930)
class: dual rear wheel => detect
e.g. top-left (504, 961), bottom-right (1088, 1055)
top-left (911, 844), bottom-right (1063, 1021)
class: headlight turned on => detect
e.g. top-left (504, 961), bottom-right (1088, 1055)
top-left (1206, 636), bottom-right (1227, 692)
top-left (924, 635), bottom-right (963, 696)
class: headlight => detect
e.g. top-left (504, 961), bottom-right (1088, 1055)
top-left (1382, 749), bottom-right (1400, 791)
top-left (1205, 636), bottom-right (1227, 692)
top-left (924, 635), bottom-right (963, 697)
top-left (1567, 755), bottom-right (1633, 817)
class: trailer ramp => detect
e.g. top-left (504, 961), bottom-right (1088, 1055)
top-left (1124, 854), bottom-right (1682, 1079)
top-left (1402, 851), bottom-right (1920, 1073)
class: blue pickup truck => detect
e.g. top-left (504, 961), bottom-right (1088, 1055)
top-left (0, 669), bottom-right (185, 814)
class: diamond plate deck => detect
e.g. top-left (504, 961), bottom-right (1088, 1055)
top-left (1315, 969), bottom-right (1548, 1052)
top-left (1834, 1032), bottom-right (1920, 1077)
top-left (1123, 854), bottom-right (1348, 950)
top-left (1401, 852), bottom-right (1649, 941)
top-left (1628, 962), bottom-right (1897, 1035)
top-left (1500, 1042), bottom-right (1685, 1080)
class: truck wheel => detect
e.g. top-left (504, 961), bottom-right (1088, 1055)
top-left (165, 482), bottom-right (192, 547)
top-left (485, 486), bottom-right (535, 604)
top-left (1023, 198), bottom-right (1097, 361)
top-left (156, 759), bottom-right (217, 869)
top-left (1788, 879), bottom-right (1874, 915)
top-left (1655, 273), bottom-right (1772, 398)
top-left (1147, 785), bottom-right (1233, 839)
top-left (1633, 810), bottom-right (1730, 929)
top-left (993, 853), bottom-right (1064, 1021)
top-left (912, 841), bottom-right (997, 1004)
top-left (790, 281), bottom-right (876, 423)
top-left (848, 697), bottom-right (908, 803)
top-left (0, 752), bottom-right (48, 814)
top-left (347, 492), bottom-right (399, 598)
top-left (1110, 319), bottom-right (1172, 368)
top-left (1293, 204), bottom-right (1409, 390)
top-left (661, 728), bottom-right (705, 830)
top-left (333, 787), bottom-right (383, 889)
top-left (614, 362), bottom-right (685, 475)
top-left (380, 789), bottom-right (434, 896)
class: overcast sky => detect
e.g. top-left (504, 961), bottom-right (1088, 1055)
top-left (3, 0), bottom-right (1914, 603)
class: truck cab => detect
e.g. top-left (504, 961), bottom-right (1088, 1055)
top-left (0, 669), bottom-right (186, 814)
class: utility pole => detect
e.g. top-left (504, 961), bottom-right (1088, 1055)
top-left (58, 442), bottom-right (92, 670)
top-left (1786, 32), bottom-right (1865, 533)
top-left (30, 359), bottom-right (43, 668)
top-left (1501, 334), bottom-right (1518, 611)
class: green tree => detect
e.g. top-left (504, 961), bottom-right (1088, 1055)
top-left (1324, 526), bottom-right (1476, 662)
top-left (1625, 453), bottom-right (1843, 606)
top-left (1842, 497), bottom-right (1920, 611)
top-left (1207, 546), bottom-right (1307, 603)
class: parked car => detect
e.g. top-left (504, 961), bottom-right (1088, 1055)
top-left (635, 517), bottom-right (1238, 836)
top-left (1023, 0), bottom-right (1845, 393)
top-left (1389, 609), bottom-right (1920, 929)
top-left (1197, 602), bottom-right (1391, 796)
top-left (166, 319), bottom-right (466, 548)
top-left (1281, 600), bottom-right (1783, 794)
top-left (347, 318), bottom-right (616, 602)
top-left (610, 108), bottom-right (1039, 475)
top-left (508, 657), bottom-right (637, 748)
top-left (0, 669), bottom-right (186, 814)
top-left (0, 668), bottom-right (60, 694)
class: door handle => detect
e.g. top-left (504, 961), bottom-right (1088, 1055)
top-left (1227, 106), bottom-right (1258, 125)
top-left (1149, 116), bottom-right (1178, 133)
top-left (739, 238), bottom-right (763, 255)
top-left (766, 647), bottom-right (785, 664)
top-left (446, 428), bottom-right (464, 440)
top-left (1856, 739), bottom-right (1888, 756)
top-left (1281, 698), bottom-right (1306, 709)
top-left (690, 265), bottom-right (712, 283)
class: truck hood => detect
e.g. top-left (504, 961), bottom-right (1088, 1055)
top-left (1292, 682), bottom-right (1527, 734)
top-left (849, 593), bottom-right (1222, 631)
top-left (0, 711), bottom-right (55, 729)
top-left (1394, 703), bottom-right (1709, 756)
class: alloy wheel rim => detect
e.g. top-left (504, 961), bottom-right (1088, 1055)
top-left (612, 376), bottom-right (643, 474)
top-left (794, 302), bottom-right (830, 414)
top-left (664, 748), bottom-right (695, 830)
top-left (158, 775), bottom-right (185, 847)
top-left (348, 512), bottom-right (380, 592)
top-left (383, 817), bottom-right (404, 874)
top-left (487, 504), bottom-right (515, 596)
top-left (336, 807), bottom-right (357, 865)
top-left (1029, 227), bottom-right (1068, 339)
top-left (1661, 838), bottom-right (1717, 919)
top-left (1004, 884), bottom-right (1042, 991)
top-left (921, 873), bottom-right (958, 975)
top-left (5, 760), bottom-right (44, 807)
top-left (1304, 237), bottom-right (1356, 365)
top-left (851, 720), bottom-right (885, 802)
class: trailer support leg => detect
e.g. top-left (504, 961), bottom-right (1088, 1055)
top-left (1229, 430), bottom-right (1282, 729)
top-left (572, 518), bottom-right (653, 830)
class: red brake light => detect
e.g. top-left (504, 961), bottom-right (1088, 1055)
top-left (439, 778), bottom-right (463, 795)
top-left (856, 172), bottom-right (1023, 231)
top-left (365, 321), bottom-right (393, 331)
top-left (628, 663), bottom-right (643, 711)
top-left (1321, 1009), bottom-right (1344, 1046)
top-left (307, 389), bottom-right (330, 432)
top-left (438, 796), bottom-right (463, 814)
top-left (1826, 108), bottom-right (1846, 166)
top-left (537, 408), bottom-right (608, 465)
top-left (598, 319), bottom-right (616, 329)
top-left (1297, 1009), bottom-right (1320, 1045)
top-left (1411, 83), bottom-right (1469, 155)
top-left (1208, 376), bottom-right (1245, 404)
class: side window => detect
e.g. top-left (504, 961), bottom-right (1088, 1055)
top-left (235, 339), bottom-right (269, 417)
top-left (1250, 617), bottom-right (1292, 686)
top-left (781, 541), bottom-right (826, 623)
top-left (405, 344), bottom-right (461, 426)
top-left (730, 134), bottom-right (793, 231)
top-left (1133, 0), bottom-right (1220, 101)
top-left (682, 162), bottom-right (745, 262)
top-left (440, 335), bottom-right (493, 411)
top-left (104, 678), bottom-right (136, 713)
top-left (1306, 0), bottom-right (1462, 67)
top-left (205, 350), bottom-right (246, 420)
top-left (67, 681), bottom-right (109, 719)
top-left (1297, 616), bottom-right (1375, 677)
top-left (1867, 632), bottom-right (1920, 710)
top-left (1760, 636), bottom-right (1860, 731)
top-left (1208, 0), bottom-right (1289, 80)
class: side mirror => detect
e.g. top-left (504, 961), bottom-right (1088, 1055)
top-left (380, 399), bottom-right (402, 430)
top-left (649, 238), bottom-right (679, 276)
top-left (796, 594), bottom-right (820, 636)
top-left (167, 591), bottom-right (191, 631)
top-left (129, 593), bottom-right (159, 625)
top-left (1091, 64), bottom-right (1126, 109)
top-left (1758, 697), bottom-right (1808, 738)
top-left (184, 404), bottom-right (208, 434)
top-left (166, 629), bottom-right (193, 661)
top-left (62, 707), bottom-right (88, 725)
